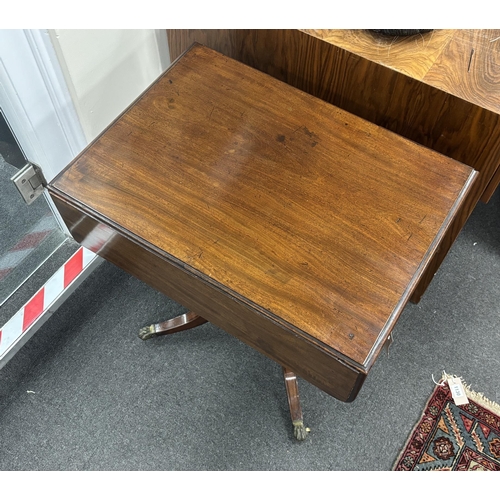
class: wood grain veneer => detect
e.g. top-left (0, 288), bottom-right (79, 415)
top-left (49, 44), bottom-right (476, 402)
top-left (167, 29), bottom-right (499, 300)
top-left (48, 197), bottom-right (365, 402)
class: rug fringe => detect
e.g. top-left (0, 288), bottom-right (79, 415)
top-left (442, 371), bottom-right (500, 415)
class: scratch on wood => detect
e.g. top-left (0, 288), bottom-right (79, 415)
top-left (468, 49), bottom-right (475, 72)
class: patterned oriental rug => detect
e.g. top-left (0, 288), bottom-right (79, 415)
top-left (393, 374), bottom-right (500, 471)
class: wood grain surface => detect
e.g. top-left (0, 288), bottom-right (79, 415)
top-left (167, 29), bottom-right (499, 300)
top-left (306, 29), bottom-right (457, 81)
top-left (307, 29), bottom-right (500, 115)
top-left (48, 197), bottom-right (365, 401)
top-left (49, 44), bottom-right (475, 399)
top-left (423, 30), bottom-right (500, 113)
top-left (483, 165), bottom-right (500, 201)
top-left (301, 29), bottom-right (500, 205)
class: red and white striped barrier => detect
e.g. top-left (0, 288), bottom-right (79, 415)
top-left (0, 246), bottom-right (98, 365)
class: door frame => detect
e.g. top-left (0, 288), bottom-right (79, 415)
top-left (0, 29), bottom-right (87, 182)
top-left (0, 29), bottom-right (99, 368)
top-left (0, 29), bottom-right (88, 233)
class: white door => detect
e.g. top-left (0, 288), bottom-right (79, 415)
top-left (0, 29), bottom-right (169, 368)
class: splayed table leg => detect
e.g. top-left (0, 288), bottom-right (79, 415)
top-left (283, 366), bottom-right (309, 441)
top-left (139, 310), bottom-right (208, 340)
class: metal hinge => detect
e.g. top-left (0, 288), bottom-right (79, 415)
top-left (11, 162), bottom-right (47, 205)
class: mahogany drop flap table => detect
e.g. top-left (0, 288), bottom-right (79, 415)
top-left (48, 44), bottom-right (477, 440)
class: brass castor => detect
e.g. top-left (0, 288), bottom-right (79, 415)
top-left (138, 325), bottom-right (157, 340)
top-left (293, 420), bottom-right (310, 441)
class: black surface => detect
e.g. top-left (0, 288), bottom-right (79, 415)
top-left (370, 29), bottom-right (433, 37)
top-left (0, 109), bottom-right (26, 168)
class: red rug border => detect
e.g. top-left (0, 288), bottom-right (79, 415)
top-left (393, 373), bottom-right (500, 471)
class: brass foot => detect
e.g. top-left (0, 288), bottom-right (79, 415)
top-left (293, 420), bottom-right (309, 441)
top-left (139, 325), bottom-right (157, 340)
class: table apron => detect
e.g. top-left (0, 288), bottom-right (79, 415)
top-left (49, 191), bottom-right (366, 402)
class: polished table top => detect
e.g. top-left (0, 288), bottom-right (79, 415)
top-left (49, 44), bottom-right (476, 399)
top-left (166, 30), bottom-right (500, 302)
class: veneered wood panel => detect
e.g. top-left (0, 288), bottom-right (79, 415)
top-left (51, 44), bottom-right (474, 366)
top-left (423, 29), bottom-right (500, 114)
top-left (49, 44), bottom-right (476, 403)
top-left (305, 29), bottom-right (457, 81)
top-left (482, 165), bottom-right (500, 202)
top-left (50, 194), bottom-right (365, 402)
top-left (167, 29), bottom-right (499, 299)
top-left (167, 30), bottom-right (500, 186)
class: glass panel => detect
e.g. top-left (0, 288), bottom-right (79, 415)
top-left (0, 109), bottom-right (68, 306)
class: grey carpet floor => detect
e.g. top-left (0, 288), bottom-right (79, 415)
top-left (0, 189), bottom-right (498, 471)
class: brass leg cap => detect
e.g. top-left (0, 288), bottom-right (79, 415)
top-left (292, 420), bottom-right (309, 441)
top-left (139, 325), bottom-right (156, 340)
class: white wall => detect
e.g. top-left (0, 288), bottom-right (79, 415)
top-left (49, 29), bottom-right (170, 142)
top-left (0, 30), bottom-right (86, 182)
